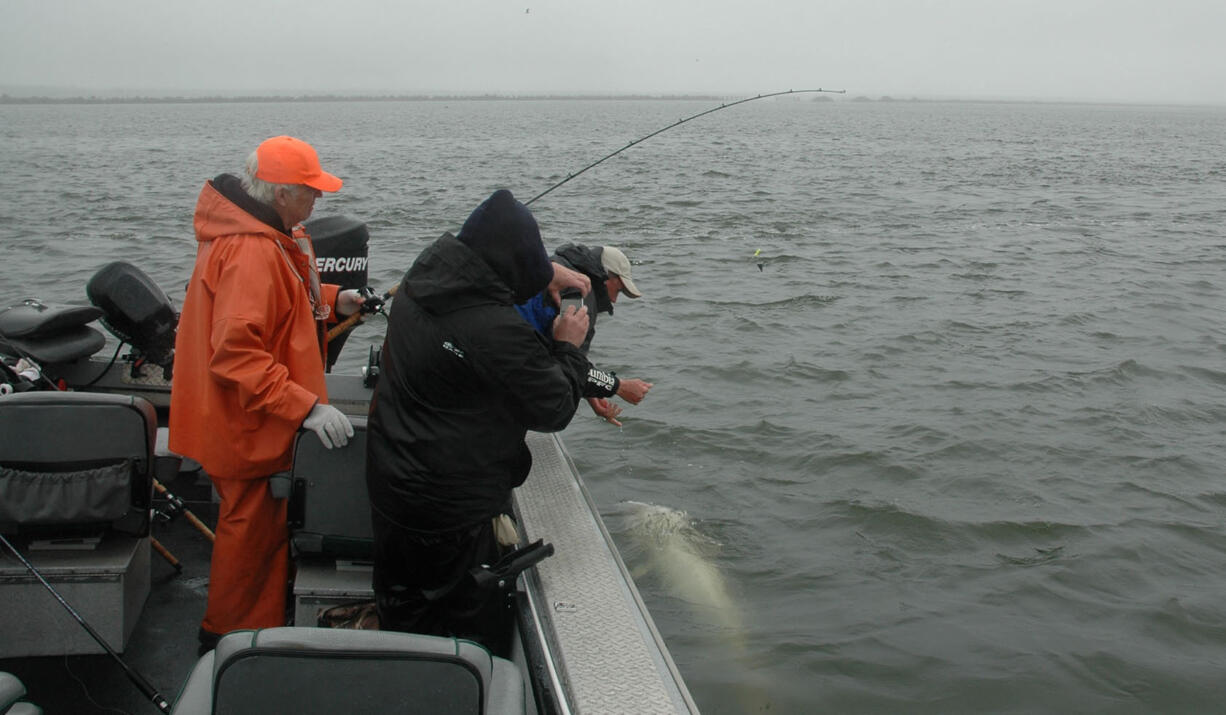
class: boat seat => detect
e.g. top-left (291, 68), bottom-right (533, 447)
top-left (170, 627), bottom-right (525, 715)
top-left (270, 418), bottom-right (372, 559)
top-left (0, 325), bottom-right (106, 366)
top-left (0, 391), bottom-right (155, 537)
top-left (0, 300), bottom-right (106, 365)
top-left (0, 671), bottom-right (42, 715)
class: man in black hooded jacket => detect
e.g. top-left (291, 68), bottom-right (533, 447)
top-left (365, 189), bottom-right (592, 654)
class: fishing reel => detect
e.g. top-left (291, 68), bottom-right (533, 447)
top-left (357, 286), bottom-right (386, 315)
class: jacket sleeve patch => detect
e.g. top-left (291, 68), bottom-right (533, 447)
top-left (586, 367), bottom-right (616, 392)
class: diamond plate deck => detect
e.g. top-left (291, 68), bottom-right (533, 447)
top-left (514, 432), bottom-right (698, 714)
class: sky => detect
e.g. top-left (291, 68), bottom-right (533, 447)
top-left (2, 0), bottom-right (1225, 105)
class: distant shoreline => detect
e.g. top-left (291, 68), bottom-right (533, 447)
top-left (0, 93), bottom-right (728, 106)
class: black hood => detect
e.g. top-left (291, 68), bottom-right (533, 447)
top-left (456, 189), bottom-right (553, 304)
top-left (403, 233), bottom-right (514, 314)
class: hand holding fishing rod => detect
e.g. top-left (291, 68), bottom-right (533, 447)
top-left (547, 262), bottom-right (591, 304)
top-left (326, 284), bottom-right (396, 343)
top-left (328, 256), bottom-right (591, 344)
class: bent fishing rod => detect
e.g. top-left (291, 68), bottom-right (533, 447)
top-left (0, 533), bottom-right (172, 713)
top-left (523, 87), bottom-right (844, 206)
top-left (327, 87), bottom-right (845, 341)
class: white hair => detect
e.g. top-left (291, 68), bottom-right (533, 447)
top-left (241, 149), bottom-right (302, 205)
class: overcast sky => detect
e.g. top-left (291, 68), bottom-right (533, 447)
top-left (2, 0), bottom-right (1224, 105)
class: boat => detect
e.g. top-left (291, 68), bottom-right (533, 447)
top-left (0, 226), bottom-right (699, 714)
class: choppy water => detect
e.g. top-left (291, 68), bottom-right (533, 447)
top-left (3, 98), bottom-right (1225, 713)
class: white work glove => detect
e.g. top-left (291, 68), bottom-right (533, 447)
top-left (302, 403), bottom-right (354, 449)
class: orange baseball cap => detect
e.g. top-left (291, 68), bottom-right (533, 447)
top-left (254, 136), bottom-right (343, 192)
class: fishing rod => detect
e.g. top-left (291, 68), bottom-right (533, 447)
top-left (326, 87), bottom-right (845, 340)
top-left (153, 478), bottom-right (216, 543)
top-left (0, 533), bottom-right (172, 713)
top-left (523, 87), bottom-right (845, 206)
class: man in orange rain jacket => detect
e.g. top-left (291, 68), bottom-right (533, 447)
top-left (169, 136), bottom-right (363, 654)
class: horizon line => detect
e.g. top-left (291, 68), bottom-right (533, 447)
top-left (1, 92), bottom-right (1220, 109)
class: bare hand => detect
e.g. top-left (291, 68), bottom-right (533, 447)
top-left (552, 304), bottom-right (589, 347)
top-left (588, 397), bottom-right (623, 427)
top-left (336, 289), bottom-right (365, 317)
top-left (548, 263), bottom-right (590, 306)
top-left (616, 378), bottom-right (653, 405)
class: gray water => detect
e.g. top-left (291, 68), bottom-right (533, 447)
top-left (3, 98), bottom-right (1225, 713)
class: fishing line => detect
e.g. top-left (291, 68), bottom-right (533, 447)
top-left (523, 88), bottom-right (845, 206)
top-left (64, 656), bottom-right (131, 715)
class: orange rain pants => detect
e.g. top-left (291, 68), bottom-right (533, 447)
top-left (201, 477), bottom-right (290, 636)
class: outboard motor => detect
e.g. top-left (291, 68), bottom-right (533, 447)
top-left (305, 215), bottom-right (369, 372)
top-left (86, 261), bottom-right (177, 377)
